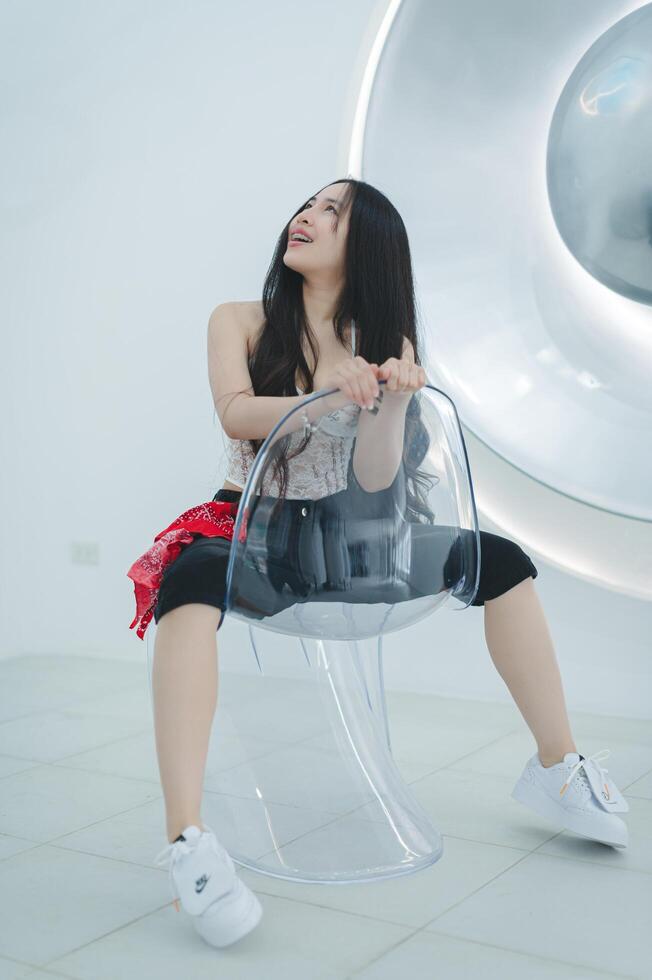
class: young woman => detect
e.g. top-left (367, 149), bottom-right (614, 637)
top-left (135, 178), bottom-right (628, 950)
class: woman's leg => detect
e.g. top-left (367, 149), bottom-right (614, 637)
top-left (483, 576), bottom-right (578, 767)
top-left (152, 603), bottom-right (222, 843)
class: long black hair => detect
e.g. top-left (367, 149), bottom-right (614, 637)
top-left (221, 177), bottom-right (435, 521)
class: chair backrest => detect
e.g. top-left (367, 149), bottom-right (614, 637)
top-left (219, 380), bottom-right (480, 638)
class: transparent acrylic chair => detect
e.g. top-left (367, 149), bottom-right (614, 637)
top-left (146, 380), bottom-right (480, 884)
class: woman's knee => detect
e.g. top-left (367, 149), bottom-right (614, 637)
top-left (472, 531), bottom-right (538, 605)
top-left (481, 531), bottom-right (536, 568)
top-left (156, 602), bottom-right (223, 630)
top-left (154, 537), bottom-right (231, 625)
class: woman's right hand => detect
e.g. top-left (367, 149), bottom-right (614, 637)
top-left (323, 357), bottom-right (382, 411)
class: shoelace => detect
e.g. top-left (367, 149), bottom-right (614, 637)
top-left (559, 748), bottom-right (611, 799)
top-left (154, 822), bottom-right (220, 913)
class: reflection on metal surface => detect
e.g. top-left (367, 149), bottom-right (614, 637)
top-left (361, 0), bottom-right (652, 534)
top-left (547, 5), bottom-right (652, 304)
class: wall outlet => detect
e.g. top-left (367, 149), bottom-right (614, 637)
top-left (70, 541), bottom-right (100, 565)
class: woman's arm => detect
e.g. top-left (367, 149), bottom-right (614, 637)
top-left (350, 337), bottom-right (418, 492)
top-left (208, 303), bottom-right (346, 440)
top-left (352, 391), bottom-right (410, 492)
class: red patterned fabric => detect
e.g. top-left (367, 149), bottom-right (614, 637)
top-left (127, 500), bottom-right (241, 640)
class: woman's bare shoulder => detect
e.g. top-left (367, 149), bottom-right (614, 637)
top-left (237, 300), bottom-right (265, 353)
top-left (238, 299), bottom-right (264, 319)
top-left (209, 300), bottom-right (263, 357)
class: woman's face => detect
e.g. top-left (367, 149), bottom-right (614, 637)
top-left (283, 183), bottom-right (350, 277)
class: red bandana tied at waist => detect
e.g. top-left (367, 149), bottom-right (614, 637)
top-left (127, 500), bottom-right (242, 640)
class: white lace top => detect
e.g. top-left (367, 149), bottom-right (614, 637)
top-left (224, 321), bottom-right (361, 499)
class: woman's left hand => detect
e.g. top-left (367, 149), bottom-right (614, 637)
top-left (374, 357), bottom-right (427, 393)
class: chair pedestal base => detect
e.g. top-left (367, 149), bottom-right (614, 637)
top-left (200, 629), bottom-right (444, 884)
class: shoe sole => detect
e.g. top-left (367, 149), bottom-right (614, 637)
top-left (193, 878), bottom-right (263, 948)
top-left (512, 776), bottom-right (628, 849)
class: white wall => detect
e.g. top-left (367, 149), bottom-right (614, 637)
top-left (2, 0), bottom-right (649, 719)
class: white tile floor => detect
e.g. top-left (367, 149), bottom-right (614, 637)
top-left (0, 653), bottom-right (651, 980)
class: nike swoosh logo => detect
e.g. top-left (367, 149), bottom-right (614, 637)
top-left (195, 874), bottom-right (210, 893)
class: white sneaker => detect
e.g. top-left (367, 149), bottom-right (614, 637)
top-left (154, 823), bottom-right (263, 947)
top-left (511, 749), bottom-right (629, 848)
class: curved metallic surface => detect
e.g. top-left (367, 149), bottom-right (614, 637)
top-left (363, 0), bottom-right (652, 520)
top-left (548, 5), bottom-right (652, 305)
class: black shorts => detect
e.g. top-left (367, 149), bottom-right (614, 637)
top-left (153, 488), bottom-right (538, 625)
